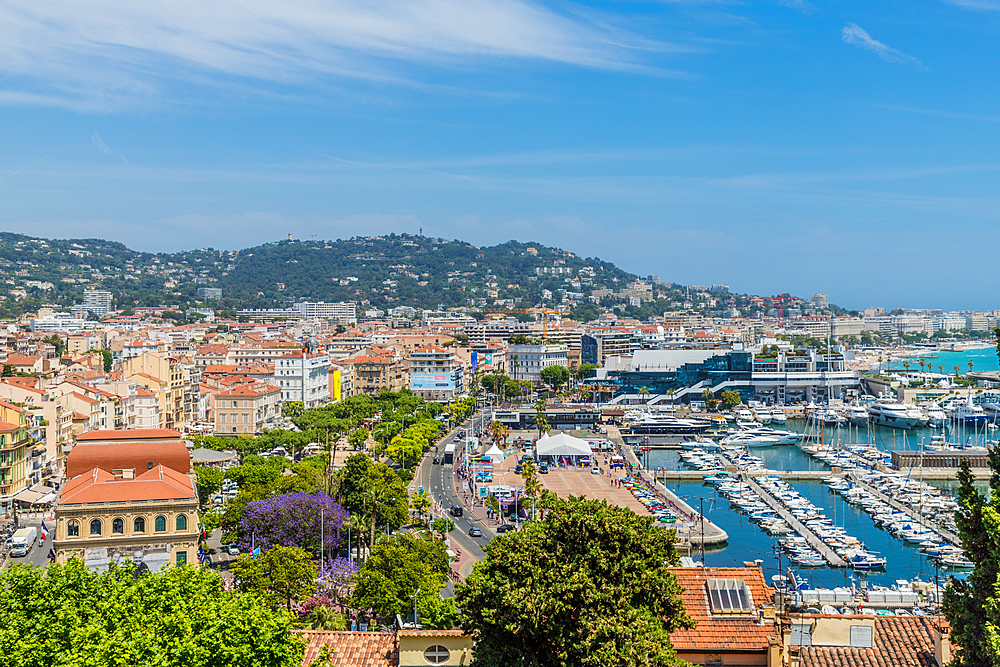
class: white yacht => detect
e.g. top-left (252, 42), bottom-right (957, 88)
top-left (924, 405), bottom-right (948, 428)
top-left (845, 405), bottom-right (869, 426)
top-left (751, 405), bottom-right (772, 424)
top-left (867, 398), bottom-right (929, 430)
top-left (720, 431), bottom-right (783, 447)
top-left (734, 406), bottom-right (755, 423)
top-left (739, 427), bottom-right (803, 445)
top-left (770, 408), bottom-right (787, 424)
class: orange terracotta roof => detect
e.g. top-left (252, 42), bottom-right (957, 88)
top-left (218, 383), bottom-right (279, 397)
top-left (59, 465), bottom-right (195, 504)
top-left (6, 355), bottom-right (40, 365)
top-left (298, 631), bottom-right (395, 667)
top-left (668, 566), bottom-right (777, 652)
top-left (797, 616), bottom-right (941, 667)
top-left (77, 429), bottom-right (181, 441)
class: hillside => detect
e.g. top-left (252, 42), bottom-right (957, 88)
top-left (0, 232), bottom-right (677, 319)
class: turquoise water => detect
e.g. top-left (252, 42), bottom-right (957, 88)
top-left (647, 419), bottom-right (977, 589)
top-left (887, 346), bottom-right (999, 374)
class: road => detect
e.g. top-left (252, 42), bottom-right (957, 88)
top-left (418, 419), bottom-right (494, 575)
top-left (5, 518), bottom-right (54, 569)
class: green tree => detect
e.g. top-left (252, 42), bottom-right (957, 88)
top-left (411, 490), bottom-right (432, 525)
top-left (281, 401), bottom-right (305, 419)
top-left (336, 454), bottom-right (409, 546)
top-left (431, 517), bottom-right (455, 536)
top-left (720, 390), bottom-right (741, 410)
top-left (539, 365), bottom-right (570, 391)
top-left (458, 496), bottom-right (693, 666)
top-left (943, 456), bottom-right (1000, 666)
top-left (350, 534), bottom-right (451, 624)
top-left (576, 363), bottom-right (596, 380)
top-left (0, 559), bottom-right (304, 667)
top-left (194, 465), bottom-right (225, 505)
top-left (231, 546), bottom-right (317, 612)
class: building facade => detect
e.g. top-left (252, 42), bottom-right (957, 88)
top-left (407, 346), bottom-right (464, 402)
top-left (275, 351), bottom-right (331, 407)
top-left (214, 382), bottom-right (281, 435)
top-left (508, 344), bottom-right (569, 384)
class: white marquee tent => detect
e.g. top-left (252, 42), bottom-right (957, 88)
top-left (483, 444), bottom-right (506, 463)
top-left (535, 432), bottom-right (593, 459)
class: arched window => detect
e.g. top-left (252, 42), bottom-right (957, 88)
top-left (175, 514), bottom-right (187, 531)
top-left (89, 519), bottom-right (102, 536)
top-left (134, 517), bottom-right (146, 533)
top-left (112, 518), bottom-right (124, 534)
top-left (155, 516), bottom-right (167, 532)
top-left (67, 521), bottom-right (79, 537)
top-left (423, 646), bottom-right (450, 664)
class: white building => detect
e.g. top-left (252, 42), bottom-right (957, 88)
top-left (30, 313), bottom-right (91, 332)
top-left (274, 351), bottom-right (331, 408)
top-left (124, 387), bottom-right (162, 430)
top-left (407, 346), bottom-right (464, 402)
top-left (82, 290), bottom-right (113, 316)
top-left (508, 343), bottom-right (569, 384)
top-left (291, 301), bottom-right (357, 322)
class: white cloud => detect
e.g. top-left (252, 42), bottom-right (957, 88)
top-left (0, 0), bottom-right (680, 110)
top-left (841, 23), bottom-right (922, 67)
top-left (945, 0), bottom-right (1000, 9)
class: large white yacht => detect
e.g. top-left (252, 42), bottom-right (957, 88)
top-left (845, 405), bottom-right (869, 426)
top-left (866, 398), bottom-right (929, 430)
top-left (769, 408), bottom-right (787, 424)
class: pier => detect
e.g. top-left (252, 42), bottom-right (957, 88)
top-left (740, 472), bottom-right (847, 567)
top-left (607, 425), bottom-right (729, 546)
top-left (846, 472), bottom-right (961, 545)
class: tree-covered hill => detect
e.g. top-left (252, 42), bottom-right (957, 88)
top-left (0, 232), bottom-right (642, 317)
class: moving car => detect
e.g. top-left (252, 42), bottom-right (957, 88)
top-left (591, 468), bottom-right (601, 475)
top-left (469, 527), bottom-right (482, 537)
top-left (496, 524), bottom-right (515, 533)
top-left (433, 457), bottom-right (440, 465)
top-left (450, 506), bottom-right (464, 517)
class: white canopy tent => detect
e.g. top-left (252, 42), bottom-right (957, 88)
top-left (483, 444), bottom-right (506, 463)
top-left (535, 432), bottom-right (594, 459)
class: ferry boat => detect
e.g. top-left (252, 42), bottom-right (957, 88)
top-left (866, 398), bottom-right (929, 430)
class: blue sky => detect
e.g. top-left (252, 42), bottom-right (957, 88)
top-left (1, 0), bottom-right (999, 311)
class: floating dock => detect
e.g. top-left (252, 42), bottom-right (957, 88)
top-left (846, 472), bottom-right (961, 545)
top-left (740, 472), bottom-right (846, 568)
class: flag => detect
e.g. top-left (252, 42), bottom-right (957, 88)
top-left (47, 549), bottom-right (55, 562)
top-left (251, 547), bottom-right (261, 557)
top-left (40, 522), bottom-right (48, 541)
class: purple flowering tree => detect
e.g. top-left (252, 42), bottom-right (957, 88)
top-left (239, 492), bottom-right (349, 557)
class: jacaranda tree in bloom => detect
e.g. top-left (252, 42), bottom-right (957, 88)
top-left (239, 492), bottom-right (349, 557)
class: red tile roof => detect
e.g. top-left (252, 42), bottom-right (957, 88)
top-left (797, 616), bottom-right (942, 667)
top-left (298, 631), bottom-right (395, 667)
top-left (76, 429), bottom-right (180, 441)
top-left (668, 566), bottom-right (778, 653)
top-left (59, 464), bottom-right (196, 504)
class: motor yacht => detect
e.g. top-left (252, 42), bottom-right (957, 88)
top-left (950, 392), bottom-right (989, 427)
top-left (866, 398), bottom-right (929, 430)
top-left (924, 405), bottom-right (949, 428)
top-left (845, 405), bottom-right (869, 426)
top-left (769, 408), bottom-right (787, 424)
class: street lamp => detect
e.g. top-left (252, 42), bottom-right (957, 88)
top-left (413, 587), bottom-right (421, 628)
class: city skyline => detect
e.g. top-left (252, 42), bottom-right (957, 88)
top-left (2, 1), bottom-right (1000, 309)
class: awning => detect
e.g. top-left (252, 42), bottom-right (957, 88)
top-left (12, 489), bottom-right (42, 504)
top-left (36, 492), bottom-right (57, 505)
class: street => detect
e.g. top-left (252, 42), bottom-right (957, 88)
top-left (5, 517), bottom-right (54, 569)
top-left (417, 419), bottom-right (493, 575)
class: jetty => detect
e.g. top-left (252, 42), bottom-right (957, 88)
top-left (846, 471), bottom-right (961, 545)
top-left (740, 472), bottom-right (846, 567)
top-left (607, 425), bottom-right (729, 546)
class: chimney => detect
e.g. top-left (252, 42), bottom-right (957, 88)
top-left (112, 468), bottom-right (135, 479)
top-left (934, 621), bottom-right (951, 666)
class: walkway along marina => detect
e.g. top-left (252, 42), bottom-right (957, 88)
top-left (846, 471), bottom-right (960, 545)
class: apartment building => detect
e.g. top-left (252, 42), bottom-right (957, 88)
top-left (407, 346), bottom-right (464, 402)
top-left (343, 350), bottom-right (405, 397)
top-left (81, 290), bottom-right (113, 316)
top-left (508, 343), bottom-right (569, 384)
top-left (122, 353), bottom-right (186, 431)
top-left (213, 382), bottom-right (281, 435)
top-left (0, 402), bottom-right (31, 514)
top-left (274, 351), bottom-right (331, 408)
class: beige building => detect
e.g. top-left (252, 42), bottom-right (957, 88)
top-left (53, 464), bottom-right (199, 570)
top-left (343, 349), bottom-right (406, 397)
top-left (54, 430), bottom-right (197, 571)
top-left (123, 353), bottom-right (186, 431)
top-left (213, 381), bottom-right (281, 435)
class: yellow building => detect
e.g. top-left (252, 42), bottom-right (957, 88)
top-left (0, 400), bottom-right (31, 513)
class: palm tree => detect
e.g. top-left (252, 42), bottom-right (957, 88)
top-left (877, 355), bottom-right (883, 374)
top-left (954, 365), bottom-right (960, 378)
top-left (918, 358), bottom-right (926, 373)
top-left (969, 360), bottom-right (975, 375)
top-left (903, 361), bottom-right (911, 374)
top-left (307, 606), bottom-right (346, 630)
top-left (637, 386), bottom-right (650, 405)
top-left (938, 365), bottom-right (944, 374)
top-left (665, 387), bottom-right (676, 409)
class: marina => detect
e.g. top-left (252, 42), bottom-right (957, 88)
top-left (640, 416), bottom-right (983, 589)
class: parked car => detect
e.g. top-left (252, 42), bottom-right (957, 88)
top-left (514, 465), bottom-right (523, 474)
top-left (469, 527), bottom-right (482, 537)
top-left (539, 465), bottom-right (549, 474)
top-left (496, 524), bottom-right (515, 533)
top-left (224, 544), bottom-right (240, 556)
top-left (591, 468), bottom-right (601, 475)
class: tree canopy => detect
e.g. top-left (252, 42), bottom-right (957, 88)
top-left (457, 496), bottom-right (693, 667)
top-left (0, 560), bottom-right (304, 667)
